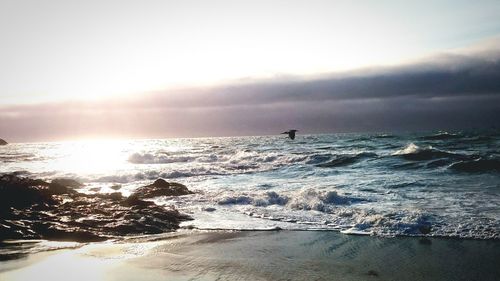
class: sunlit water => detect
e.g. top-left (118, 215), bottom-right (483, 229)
top-left (1, 131), bottom-right (499, 239)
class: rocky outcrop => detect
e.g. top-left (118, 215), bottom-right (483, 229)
top-left (0, 174), bottom-right (192, 242)
top-left (0, 139), bottom-right (7, 145)
top-left (132, 178), bottom-right (194, 199)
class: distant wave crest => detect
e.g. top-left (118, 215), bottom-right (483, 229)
top-left (421, 132), bottom-right (462, 140)
top-left (392, 143), bottom-right (463, 161)
top-left (128, 152), bottom-right (194, 164)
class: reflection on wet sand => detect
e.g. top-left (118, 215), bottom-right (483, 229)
top-left (1, 231), bottom-right (499, 281)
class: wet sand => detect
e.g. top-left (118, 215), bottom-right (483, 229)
top-left (1, 231), bottom-right (499, 281)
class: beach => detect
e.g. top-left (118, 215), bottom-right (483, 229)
top-left (1, 230), bottom-right (499, 281)
top-left (1, 132), bottom-right (499, 280)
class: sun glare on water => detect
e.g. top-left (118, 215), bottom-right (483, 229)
top-left (49, 140), bottom-right (131, 175)
top-left (40, 138), bottom-right (191, 177)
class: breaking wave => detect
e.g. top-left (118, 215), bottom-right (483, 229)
top-left (392, 143), bottom-right (465, 161)
top-left (316, 152), bottom-right (377, 168)
top-left (0, 153), bottom-right (43, 163)
top-left (217, 188), bottom-right (365, 212)
top-left (286, 188), bottom-right (365, 211)
top-left (93, 167), bottom-right (224, 183)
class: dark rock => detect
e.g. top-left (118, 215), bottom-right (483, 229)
top-left (51, 178), bottom-right (83, 188)
top-left (31, 223), bottom-right (107, 242)
top-left (0, 174), bottom-right (192, 242)
top-left (121, 194), bottom-right (154, 207)
top-left (0, 174), bottom-right (54, 211)
top-left (132, 178), bottom-right (193, 199)
top-left (96, 192), bottom-right (123, 201)
top-left (45, 179), bottom-right (82, 195)
top-left (110, 184), bottom-right (122, 190)
top-left (367, 270), bottom-right (379, 277)
top-left (48, 182), bottom-right (71, 195)
top-left (0, 139), bottom-right (7, 145)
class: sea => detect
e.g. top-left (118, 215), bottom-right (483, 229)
top-left (1, 130), bottom-right (499, 240)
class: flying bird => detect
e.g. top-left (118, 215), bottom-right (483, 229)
top-left (282, 129), bottom-right (298, 140)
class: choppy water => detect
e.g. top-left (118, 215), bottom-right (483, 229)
top-left (1, 131), bottom-right (499, 239)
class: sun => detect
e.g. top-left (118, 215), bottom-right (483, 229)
top-left (49, 139), bottom-right (129, 175)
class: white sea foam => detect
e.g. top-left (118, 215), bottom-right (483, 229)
top-left (216, 188), bottom-right (355, 209)
top-left (392, 143), bottom-right (421, 155)
top-left (287, 189), bottom-right (353, 212)
top-left (174, 186), bottom-right (499, 239)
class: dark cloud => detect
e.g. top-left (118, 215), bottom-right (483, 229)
top-left (137, 52), bottom-right (500, 108)
top-left (1, 51), bottom-right (500, 141)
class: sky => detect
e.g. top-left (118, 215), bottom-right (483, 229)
top-left (1, 0), bottom-right (500, 141)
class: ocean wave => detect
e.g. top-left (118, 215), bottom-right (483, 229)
top-left (421, 132), bottom-right (462, 140)
top-left (316, 146), bottom-right (333, 150)
top-left (93, 167), bottom-right (224, 183)
top-left (218, 191), bottom-right (289, 206)
top-left (338, 211), bottom-right (434, 237)
top-left (254, 191), bottom-right (290, 206)
top-left (392, 143), bottom-right (464, 161)
top-left (425, 159), bottom-right (452, 168)
top-left (95, 172), bottom-right (159, 183)
top-left (224, 164), bottom-right (260, 171)
top-left (198, 154), bottom-right (220, 163)
top-left (128, 150), bottom-right (304, 171)
top-left (128, 153), bottom-right (195, 164)
top-left (336, 210), bottom-right (497, 239)
top-left (287, 188), bottom-right (362, 212)
top-left (385, 181), bottom-right (425, 189)
top-left (449, 158), bottom-right (500, 173)
top-left (316, 152), bottom-right (377, 168)
top-left (0, 153), bottom-right (42, 163)
top-left (305, 154), bottom-right (332, 164)
top-left (218, 195), bottom-right (254, 205)
top-left (213, 205), bottom-right (442, 237)
top-left (162, 169), bottom-right (224, 178)
top-left (228, 151), bottom-right (305, 165)
top-left (222, 152), bottom-right (308, 173)
top-left (373, 134), bottom-right (395, 139)
top-left (206, 204), bottom-right (498, 239)
top-left (217, 188), bottom-right (364, 212)
top-left (378, 212), bottom-right (433, 236)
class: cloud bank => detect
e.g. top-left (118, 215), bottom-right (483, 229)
top-left (1, 50), bottom-right (500, 141)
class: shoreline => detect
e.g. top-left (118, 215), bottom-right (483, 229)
top-left (1, 230), bottom-right (499, 281)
